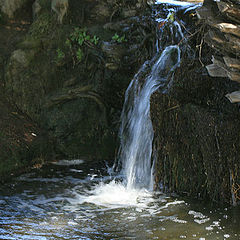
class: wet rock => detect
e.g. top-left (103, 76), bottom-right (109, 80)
top-left (224, 56), bottom-right (240, 71)
top-left (122, 8), bottom-right (137, 18)
top-left (0, 0), bottom-right (29, 18)
top-left (32, 0), bottom-right (41, 19)
top-left (0, 0), bottom-right (151, 177)
top-left (217, 0), bottom-right (240, 24)
top-left (197, 0), bottom-right (240, 102)
top-left (151, 48), bottom-right (240, 205)
top-left (225, 90), bottom-right (240, 103)
top-left (206, 64), bottom-right (228, 78)
top-left (51, 0), bottom-right (68, 24)
top-left (101, 41), bottom-right (127, 63)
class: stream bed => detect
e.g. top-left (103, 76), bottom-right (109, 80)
top-left (0, 159), bottom-right (239, 240)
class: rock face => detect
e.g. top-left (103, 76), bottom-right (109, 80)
top-left (51, 0), bottom-right (68, 24)
top-left (0, 0), bottom-right (154, 179)
top-left (152, 2), bottom-right (240, 206)
top-left (0, 90), bottom-right (52, 181)
top-left (0, 0), bottom-right (30, 18)
top-left (197, 0), bottom-right (240, 102)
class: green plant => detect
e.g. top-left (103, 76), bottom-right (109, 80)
top-left (90, 35), bottom-right (99, 45)
top-left (56, 48), bottom-right (65, 61)
top-left (65, 39), bottom-right (72, 48)
top-left (112, 33), bottom-right (127, 43)
top-left (69, 28), bottom-right (99, 46)
top-left (57, 27), bottom-right (100, 66)
top-left (76, 48), bottom-right (83, 62)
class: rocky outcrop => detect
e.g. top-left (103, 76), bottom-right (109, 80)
top-left (196, 0), bottom-right (240, 103)
top-left (0, 0), bottom-right (31, 18)
top-left (152, 46), bottom-right (240, 205)
top-left (0, 90), bottom-right (52, 181)
top-left (0, 0), bottom-right (154, 178)
top-left (151, 1), bottom-right (240, 206)
top-left (51, 0), bottom-right (68, 24)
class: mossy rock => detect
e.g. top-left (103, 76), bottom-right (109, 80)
top-left (42, 96), bottom-right (116, 160)
top-left (0, 92), bottom-right (52, 181)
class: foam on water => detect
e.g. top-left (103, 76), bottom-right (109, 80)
top-left (83, 181), bottom-right (153, 208)
top-left (156, 0), bottom-right (197, 6)
top-left (51, 159), bottom-right (84, 166)
top-left (72, 47), bottom-right (181, 209)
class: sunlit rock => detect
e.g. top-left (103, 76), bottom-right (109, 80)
top-left (51, 0), bottom-right (68, 24)
top-left (225, 91), bottom-right (240, 103)
top-left (0, 0), bottom-right (28, 18)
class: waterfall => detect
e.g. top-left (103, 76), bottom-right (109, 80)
top-left (115, 3), bottom-right (189, 190)
top-left (118, 46), bottom-right (180, 190)
top-left (82, 2), bottom-right (198, 207)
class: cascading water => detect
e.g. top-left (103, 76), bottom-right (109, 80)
top-left (118, 46), bottom-right (180, 190)
top-left (115, 5), bottom-right (186, 192)
top-left (81, 6), bottom-right (186, 207)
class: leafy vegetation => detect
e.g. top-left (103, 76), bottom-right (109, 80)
top-left (56, 27), bottom-right (100, 65)
top-left (76, 48), bottom-right (83, 62)
top-left (56, 48), bottom-right (65, 61)
top-left (112, 33), bottom-right (127, 43)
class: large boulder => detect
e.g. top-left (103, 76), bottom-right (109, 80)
top-left (0, 0), bottom-right (154, 176)
top-left (0, 0), bottom-right (30, 18)
top-left (0, 91), bottom-right (53, 181)
top-left (151, 40), bottom-right (240, 205)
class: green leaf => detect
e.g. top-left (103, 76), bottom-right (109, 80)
top-left (65, 39), bottom-right (72, 48)
top-left (76, 48), bottom-right (83, 62)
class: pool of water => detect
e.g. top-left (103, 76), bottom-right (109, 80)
top-left (0, 159), bottom-right (239, 240)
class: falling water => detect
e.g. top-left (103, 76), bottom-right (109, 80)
top-left (82, 4), bottom-right (187, 206)
top-left (116, 4), bottom-right (187, 191)
top-left (118, 46), bottom-right (180, 190)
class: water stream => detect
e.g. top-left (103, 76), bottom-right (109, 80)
top-left (0, 160), bottom-right (239, 239)
top-left (118, 45), bottom-right (180, 190)
top-left (1, 1), bottom-right (240, 239)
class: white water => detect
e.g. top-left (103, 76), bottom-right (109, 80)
top-left (79, 47), bottom-right (180, 208)
top-left (79, 4), bottom-right (191, 209)
top-left (119, 45), bottom-right (180, 190)
top-left (2, 163), bottom-right (239, 240)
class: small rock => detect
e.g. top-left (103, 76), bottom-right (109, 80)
top-left (93, 3), bottom-right (111, 19)
top-left (105, 62), bottom-right (119, 70)
top-left (101, 41), bottom-right (126, 60)
top-left (11, 49), bottom-right (29, 67)
top-left (122, 8), bottom-right (137, 18)
top-left (32, 0), bottom-right (42, 19)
